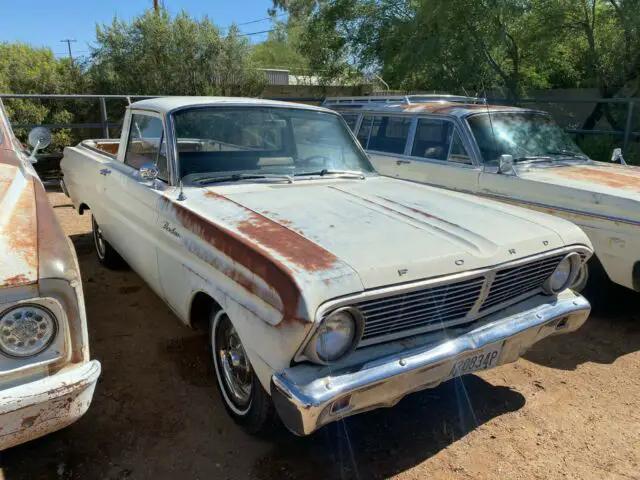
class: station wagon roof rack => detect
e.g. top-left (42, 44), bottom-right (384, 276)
top-left (322, 94), bottom-right (486, 108)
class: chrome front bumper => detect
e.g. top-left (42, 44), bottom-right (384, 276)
top-left (271, 291), bottom-right (590, 436)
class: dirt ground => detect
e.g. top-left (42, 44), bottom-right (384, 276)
top-left (1, 191), bottom-right (639, 480)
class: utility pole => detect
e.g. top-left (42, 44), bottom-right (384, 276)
top-left (60, 39), bottom-right (77, 65)
top-left (153, 0), bottom-right (159, 11)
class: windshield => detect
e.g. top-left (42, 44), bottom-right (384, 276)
top-left (172, 107), bottom-right (375, 182)
top-left (467, 112), bottom-right (586, 163)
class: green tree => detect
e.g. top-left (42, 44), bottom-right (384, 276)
top-left (251, 21), bottom-right (309, 73)
top-left (0, 42), bottom-right (81, 149)
top-left (89, 9), bottom-right (266, 96)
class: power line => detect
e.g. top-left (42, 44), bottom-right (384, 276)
top-left (220, 13), bottom-right (286, 31)
top-left (239, 29), bottom-right (276, 37)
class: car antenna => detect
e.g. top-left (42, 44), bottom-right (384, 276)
top-left (177, 179), bottom-right (186, 201)
top-left (481, 79), bottom-right (511, 174)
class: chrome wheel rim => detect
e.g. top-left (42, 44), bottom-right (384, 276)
top-left (93, 218), bottom-right (106, 259)
top-left (214, 314), bottom-right (252, 410)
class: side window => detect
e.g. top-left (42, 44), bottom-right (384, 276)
top-left (125, 114), bottom-right (169, 181)
top-left (447, 129), bottom-right (472, 165)
top-left (411, 118), bottom-right (454, 161)
top-left (367, 116), bottom-right (411, 154)
top-left (357, 115), bottom-right (374, 148)
top-left (341, 113), bottom-right (359, 132)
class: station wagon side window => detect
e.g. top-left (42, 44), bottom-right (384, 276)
top-left (358, 115), bottom-right (411, 155)
top-left (411, 118), bottom-right (472, 165)
top-left (448, 129), bottom-right (472, 165)
top-left (124, 113), bottom-right (169, 182)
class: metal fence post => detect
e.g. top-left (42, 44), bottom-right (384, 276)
top-left (623, 100), bottom-right (634, 153)
top-left (99, 97), bottom-right (109, 139)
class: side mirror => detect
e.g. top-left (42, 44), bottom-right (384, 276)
top-left (498, 154), bottom-right (517, 175)
top-left (611, 148), bottom-right (626, 165)
top-left (27, 127), bottom-right (52, 164)
top-left (139, 163), bottom-right (159, 181)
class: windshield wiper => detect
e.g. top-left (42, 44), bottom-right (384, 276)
top-left (195, 173), bottom-right (293, 184)
top-left (294, 169), bottom-right (366, 179)
top-left (545, 150), bottom-right (587, 159)
top-left (512, 155), bottom-right (553, 162)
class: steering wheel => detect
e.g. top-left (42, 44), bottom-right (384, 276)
top-left (296, 154), bottom-right (332, 168)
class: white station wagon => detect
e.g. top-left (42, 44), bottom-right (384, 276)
top-left (61, 97), bottom-right (592, 436)
top-left (326, 95), bottom-right (640, 302)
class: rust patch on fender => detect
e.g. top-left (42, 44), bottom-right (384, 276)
top-left (0, 168), bottom-right (38, 287)
top-left (204, 191), bottom-right (339, 271)
top-left (164, 197), bottom-right (312, 325)
top-left (553, 167), bottom-right (640, 190)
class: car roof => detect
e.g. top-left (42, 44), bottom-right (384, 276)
top-left (345, 101), bottom-right (535, 118)
top-left (130, 96), bottom-right (331, 115)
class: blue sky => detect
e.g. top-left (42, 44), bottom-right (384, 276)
top-left (0, 0), bottom-right (281, 58)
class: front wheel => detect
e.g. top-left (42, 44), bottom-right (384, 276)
top-left (210, 311), bottom-right (277, 435)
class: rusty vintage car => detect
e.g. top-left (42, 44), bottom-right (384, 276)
top-left (61, 97), bottom-right (592, 436)
top-left (325, 95), bottom-right (640, 302)
top-left (0, 101), bottom-right (100, 450)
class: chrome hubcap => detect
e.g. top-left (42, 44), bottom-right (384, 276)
top-left (216, 318), bottom-right (252, 407)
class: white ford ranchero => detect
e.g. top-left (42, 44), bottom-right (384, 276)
top-left (60, 97), bottom-right (592, 436)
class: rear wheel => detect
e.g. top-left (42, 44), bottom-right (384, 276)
top-left (92, 216), bottom-right (127, 269)
top-left (210, 310), bottom-right (277, 435)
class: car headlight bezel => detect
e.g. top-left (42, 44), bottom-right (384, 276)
top-left (0, 304), bottom-right (59, 358)
top-left (304, 306), bottom-right (364, 365)
top-left (542, 252), bottom-right (582, 295)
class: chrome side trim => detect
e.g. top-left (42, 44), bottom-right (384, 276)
top-left (478, 191), bottom-right (640, 227)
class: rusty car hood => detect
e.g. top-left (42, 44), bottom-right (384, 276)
top-left (515, 161), bottom-right (640, 222)
top-left (0, 154), bottom-right (79, 289)
top-left (0, 161), bottom-right (38, 287)
top-left (184, 176), bottom-right (585, 291)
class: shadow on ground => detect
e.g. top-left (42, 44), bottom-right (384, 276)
top-left (525, 285), bottom-right (640, 370)
top-left (253, 376), bottom-right (525, 480)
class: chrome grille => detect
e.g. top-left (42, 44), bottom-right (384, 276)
top-left (358, 277), bottom-right (484, 341)
top-left (353, 253), bottom-right (570, 345)
top-left (480, 254), bottom-right (565, 311)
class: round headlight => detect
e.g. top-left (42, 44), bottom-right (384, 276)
top-left (310, 309), bottom-right (360, 363)
top-left (543, 253), bottom-right (579, 294)
top-left (0, 305), bottom-right (57, 358)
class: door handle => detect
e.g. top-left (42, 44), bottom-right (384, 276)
top-left (99, 168), bottom-right (112, 176)
top-left (396, 160), bottom-right (411, 165)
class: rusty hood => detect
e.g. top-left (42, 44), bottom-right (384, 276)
top-left (180, 176), bottom-right (585, 292)
top-left (0, 162), bottom-right (38, 287)
top-left (515, 160), bottom-right (640, 223)
top-left (0, 158), bottom-right (79, 288)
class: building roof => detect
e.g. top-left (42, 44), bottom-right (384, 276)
top-left (130, 96), bottom-right (329, 114)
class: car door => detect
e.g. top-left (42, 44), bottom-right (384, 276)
top-left (396, 116), bottom-right (480, 193)
top-left (100, 111), bottom-right (169, 296)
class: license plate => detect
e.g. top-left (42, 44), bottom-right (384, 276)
top-left (449, 345), bottom-right (502, 378)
